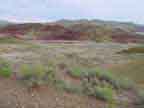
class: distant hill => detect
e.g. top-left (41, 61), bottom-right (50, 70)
top-left (0, 20), bottom-right (11, 27)
top-left (56, 19), bottom-right (139, 32)
top-left (0, 19), bottom-right (144, 43)
top-left (56, 19), bottom-right (144, 43)
top-left (0, 23), bottom-right (84, 40)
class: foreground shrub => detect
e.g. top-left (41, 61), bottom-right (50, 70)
top-left (19, 63), bottom-right (55, 87)
top-left (19, 64), bottom-right (34, 80)
top-left (0, 58), bottom-right (12, 78)
top-left (135, 89), bottom-right (144, 107)
top-left (94, 86), bottom-right (114, 102)
top-left (115, 78), bottom-right (134, 90)
top-left (70, 67), bottom-right (86, 78)
top-left (55, 80), bottom-right (82, 94)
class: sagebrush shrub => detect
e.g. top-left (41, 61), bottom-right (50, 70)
top-left (0, 58), bottom-right (12, 78)
top-left (70, 67), bottom-right (85, 78)
top-left (94, 86), bottom-right (114, 102)
top-left (19, 63), bottom-right (56, 87)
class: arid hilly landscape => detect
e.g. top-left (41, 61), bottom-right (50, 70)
top-left (0, 20), bottom-right (144, 108)
top-left (0, 19), bottom-right (144, 43)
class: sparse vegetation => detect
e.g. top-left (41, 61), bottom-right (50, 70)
top-left (0, 40), bottom-right (142, 108)
top-left (18, 63), bottom-right (134, 102)
top-left (67, 67), bottom-right (134, 101)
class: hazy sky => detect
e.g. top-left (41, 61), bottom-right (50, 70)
top-left (0, 0), bottom-right (143, 24)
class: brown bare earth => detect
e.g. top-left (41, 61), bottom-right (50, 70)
top-left (0, 77), bottom-right (106, 108)
top-left (0, 77), bottom-right (139, 108)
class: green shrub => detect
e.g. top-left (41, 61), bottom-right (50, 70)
top-left (55, 80), bottom-right (82, 94)
top-left (135, 90), bottom-right (144, 106)
top-left (55, 80), bottom-right (66, 89)
top-left (70, 67), bottom-right (86, 78)
top-left (116, 78), bottom-right (134, 90)
top-left (19, 63), bottom-right (56, 87)
top-left (33, 64), bottom-right (46, 78)
top-left (91, 68), bottom-right (134, 90)
top-left (94, 86), bottom-right (114, 102)
top-left (70, 67), bottom-right (134, 89)
top-left (0, 58), bottom-right (12, 78)
top-left (69, 67), bottom-right (111, 78)
top-left (19, 64), bottom-right (34, 80)
top-left (19, 64), bottom-right (40, 87)
top-left (92, 68), bottom-right (114, 79)
top-left (82, 68), bottom-right (120, 88)
top-left (62, 83), bottom-right (82, 93)
top-left (70, 67), bottom-right (135, 102)
top-left (44, 63), bottom-right (56, 83)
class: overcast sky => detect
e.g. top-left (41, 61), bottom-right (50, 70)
top-left (0, 0), bottom-right (143, 24)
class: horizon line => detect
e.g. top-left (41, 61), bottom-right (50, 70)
top-left (0, 18), bottom-right (143, 25)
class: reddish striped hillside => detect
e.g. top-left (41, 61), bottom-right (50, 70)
top-left (0, 22), bottom-right (143, 43)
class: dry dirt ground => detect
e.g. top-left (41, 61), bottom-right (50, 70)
top-left (0, 77), bottom-right (106, 108)
top-left (0, 77), bottom-right (139, 108)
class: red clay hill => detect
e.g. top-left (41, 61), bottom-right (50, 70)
top-left (0, 23), bottom-right (87, 40)
top-left (0, 20), bottom-right (144, 43)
